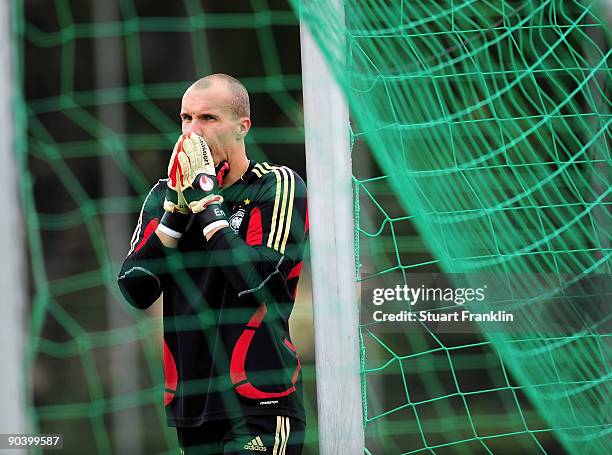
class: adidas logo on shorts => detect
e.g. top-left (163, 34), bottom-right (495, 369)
top-left (244, 436), bottom-right (267, 451)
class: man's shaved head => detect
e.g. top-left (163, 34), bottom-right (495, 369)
top-left (189, 74), bottom-right (250, 119)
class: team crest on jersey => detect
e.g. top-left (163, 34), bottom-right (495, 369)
top-left (229, 208), bottom-right (246, 233)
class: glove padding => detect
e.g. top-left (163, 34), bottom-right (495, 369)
top-left (165, 133), bottom-right (229, 237)
top-left (165, 132), bottom-right (224, 214)
top-left (163, 135), bottom-right (190, 215)
top-left (158, 135), bottom-right (196, 238)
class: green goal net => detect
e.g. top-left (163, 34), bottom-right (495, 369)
top-left (15, 1), bottom-right (317, 454)
top-left (13, 0), bottom-right (611, 454)
top-left (296, 0), bottom-right (610, 454)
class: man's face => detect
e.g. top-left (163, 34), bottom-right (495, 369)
top-left (179, 83), bottom-right (248, 164)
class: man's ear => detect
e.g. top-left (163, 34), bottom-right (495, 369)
top-left (240, 117), bottom-right (251, 137)
top-left (235, 117), bottom-right (251, 142)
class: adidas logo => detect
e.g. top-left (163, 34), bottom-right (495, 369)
top-left (244, 436), bottom-right (267, 451)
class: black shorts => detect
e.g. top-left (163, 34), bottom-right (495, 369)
top-left (176, 415), bottom-right (305, 455)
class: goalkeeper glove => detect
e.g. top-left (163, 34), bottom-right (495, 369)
top-left (167, 132), bottom-right (230, 237)
top-left (158, 135), bottom-right (193, 239)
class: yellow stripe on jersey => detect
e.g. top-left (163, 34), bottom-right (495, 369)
top-left (254, 162), bottom-right (271, 177)
top-left (272, 167), bottom-right (290, 252)
top-left (267, 168), bottom-right (283, 251)
top-left (278, 170), bottom-right (295, 255)
top-left (253, 163), bottom-right (296, 255)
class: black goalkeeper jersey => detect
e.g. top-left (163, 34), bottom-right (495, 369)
top-left (117, 160), bottom-right (308, 426)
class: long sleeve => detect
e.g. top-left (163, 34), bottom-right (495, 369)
top-left (117, 180), bottom-right (168, 310)
top-left (206, 166), bottom-right (308, 303)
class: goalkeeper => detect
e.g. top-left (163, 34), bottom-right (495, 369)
top-left (117, 74), bottom-right (308, 454)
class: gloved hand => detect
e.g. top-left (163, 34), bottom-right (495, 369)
top-left (158, 135), bottom-right (194, 239)
top-left (166, 132), bottom-right (230, 237)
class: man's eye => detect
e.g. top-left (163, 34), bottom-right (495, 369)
top-left (181, 115), bottom-right (191, 121)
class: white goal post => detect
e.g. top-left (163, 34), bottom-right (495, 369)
top-left (299, 2), bottom-right (365, 453)
top-left (0, 0), bottom-right (27, 437)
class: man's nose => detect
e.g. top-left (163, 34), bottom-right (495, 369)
top-left (187, 122), bottom-right (198, 135)
top-left (186, 120), bottom-right (206, 137)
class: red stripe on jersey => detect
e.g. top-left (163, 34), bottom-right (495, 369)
top-left (288, 261), bottom-right (302, 281)
top-left (288, 262), bottom-right (303, 300)
top-left (304, 203), bottom-right (309, 235)
top-left (229, 330), bottom-right (254, 384)
top-left (247, 303), bottom-right (267, 329)
top-left (235, 382), bottom-right (297, 399)
top-left (230, 304), bottom-right (300, 399)
top-left (284, 338), bottom-right (302, 384)
top-left (134, 218), bottom-right (159, 252)
top-left (230, 304), bottom-right (267, 384)
top-left (163, 340), bottom-right (178, 405)
top-left (246, 207), bottom-right (263, 246)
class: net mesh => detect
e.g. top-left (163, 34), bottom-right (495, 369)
top-left (296, 0), bottom-right (610, 453)
top-left (14, 0), bottom-right (612, 453)
top-left (16, 1), bottom-right (316, 454)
